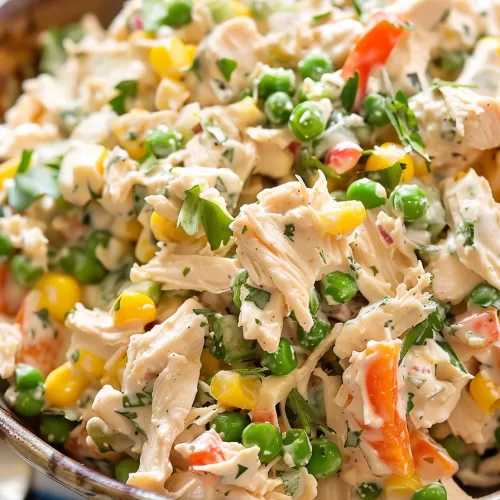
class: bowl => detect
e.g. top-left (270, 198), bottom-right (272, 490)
top-left (0, 1), bottom-right (499, 498)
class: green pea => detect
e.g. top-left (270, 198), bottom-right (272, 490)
top-left (15, 364), bottom-right (44, 391)
top-left (73, 252), bottom-right (107, 284)
top-left (282, 428), bottom-right (312, 468)
top-left (261, 338), bottom-right (298, 376)
top-left (440, 50), bottom-right (465, 74)
top-left (321, 271), bottom-right (358, 304)
top-left (298, 53), bottom-right (333, 82)
top-left (126, 280), bottom-right (162, 305)
top-left (59, 247), bottom-right (80, 273)
top-left (306, 438), bottom-right (343, 479)
top-left (469, 284), bottom-right (499, 308)
top-left (412, 482), bottom-right (447, 500)
top-left (264, 92), bottom-right (294, 125)
top-left (346, 179), bottom-right (387, 209)
top-left (0, 233), bottom-right (13, 258)
top-left (288, 101), bottom-right (325, 142)
top-left (297, 317), bottom-right (330, 350)
top-left (10, 254), bottom-right (44, 287)
top-left (356, 482), bottom-right (382, 499)
top-left (242, 422), bottom-right (283, 463)
top-left (162, 0), bottom-right (193, 27)
top-left (390, 184), bottom-right (429, 222)
top-left (258, 68), bottom-right (296, 99)
top-left (86, 230), bottom-right (111, 259)
top-left (440, 434), bottom-right (463, 461)
top-left (145, 126), bottom-right (183, 158)
top-left (361, 94), bottom-right (390, 127)
top-left (211, 412), bottom-right (250, 442)
top-left (14, 388), bottom-right (45, 417)
top-left (40, 415), bottom-right (74, 445)
top-left (115, 458), bottom-right (140, 483)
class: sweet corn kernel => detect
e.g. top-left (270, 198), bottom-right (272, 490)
top-left (413, 154), bottom-right (430, 178)
top-left (210, 370), bottom-right (261, 410)
top-left (149, 38), bottom-right (196, 80)
top-left (470, 372), bottom-right (500, 414)
top-left (0, 155), bottom-right (23, 188)
top-left (227, 97), bottom-right (266, 129)
top-left (201, 348), bottom-right (226, 379)
top-left (73, 349), bottom-right (106, 379)
top-left (230, 0), bottom-right (251, 16)
top-left (157, 294), bottom-right (186, 321)
top-left (114, 291), bottom-right (157, 325)
top-left (102, 355), bottom-right (128, 389)
top-left (95, 147), bottom-right (109, 176)
top-left (155, 78), bottom-right (190, 111)
top-left (45, 362), bottom-right (88, 407)
top-left (135, 228), bottom-right (158, 263)
top-left (319, 200), bottom-right (366, 235)
top-left (385, 473), bottom-right (423, 496)
top-left (35, 272), bottom-right (82, 323)
top-left (150, 211), bottom-right (196, 243)
top-left (365, 143), bottom-right (414, 183)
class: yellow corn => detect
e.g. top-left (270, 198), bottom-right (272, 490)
top-left (34, 272), bottom-right (81, 323)
top-left (470, 371), bottom-right (500, 414)
top-left (73, 349), bottom-right (106, 379)
top-left (45, 362), bottom-right (88, 407)
top-left (95, 147), bottom-right (109, 175)
top-left (227, 97), bottom-right (266, 129)
top-left (210, 370), bottom-right (261, 410)
top-left (385, 473), bottom-right (423, 496)
top-left (114, 291), bottom-right (157, 325)
top-left (102, 355), bottom-right (128, 389)
top-left (135, 228), bottom-right (158, 263)
top-left (365, 142), bottom-right (414, 183)
top-left (150, 211), bottom-right (196, 243)
top-left (0, 155), bottom-right (23, 188)
top-left (201, 348), bottom-right (227, 379)
top-left (112, 110), bottom-right (148, 159)
top-left (149, 38), bottom-right (197, 80)
top-left (230, 0), bottom-right (251, 16)
top-left (157, 294), bottom-right (186, 320)
top-left (319, 200), bottom-right (366, 235)
top-left (155, 78), bottom-right (190, 111)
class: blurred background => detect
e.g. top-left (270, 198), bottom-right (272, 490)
top-left (0, 3), bottom-right (122, 498)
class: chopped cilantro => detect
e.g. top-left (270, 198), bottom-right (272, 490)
top-left (235, 464), bottom-right (248, 479)
top-left (183, 267), bottom-right (191, 277)
top-left (244, 285), bottom-right (272, 310)
top-left (284, 223), bottom-right (296, 242)
top-left (109, 80), bottom-right (138, 115)
top-left (288, 388), bottom-right (334, 435)
top-left (216, 58), bottom-right (238, 82)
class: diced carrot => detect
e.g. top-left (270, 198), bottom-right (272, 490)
top-left (15, 293), bottom-right (64, 377)
top-left (409, 427), bottom-right (458, 480)
top-left (361, 341), bottom-right (414, 476)
top-left (452, 309), bottom-right (500, 349)
top-left (188, 431), bottom-right (225, 467)
top-left (249, 407), bottom-right (279, 430)
top-left (341, 12), bottom-right (409, 108)
top-left (324, 142), bottom-right (363, 174)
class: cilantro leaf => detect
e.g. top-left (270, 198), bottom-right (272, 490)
top-left (201, 199), bottom-right (233, 249)
top-left (233, 367), bottom-right (269, 378)
top-left (284, 223), bottom-right (295, 242)
top-left (384, 90), bottom-right (431, 169)
top-left (436, 339), bottom-right (468, 374)
top-left (288, 388), bottom-right (334, 435)
top-left (115, 411), bottom-right (147, 436)
top-left (122, 389), bottom-right (153, 408)
top-left (244, 284), bottom-right (272, 310)
top-left (341, 71), bottom-right (359, 113)
top-left (459, 221), bottom-right (475, 246)
top-left (406, 393), bottom-right (415, 414)
top-left (177, 184), bottom-right (234, 250)
top-left (201, 119), bottom-right (227, 145)
top-left (8, 165), bottom-right (60, 212)
top-left (178, 184), bottom-right (203, 236)
top-left (236, 464), bottom-right (248, 479)
top-left (142, 0), bottom-right (168, 33)
top-left (217, 58), bottom-right (238, 82)
top-left (18, 150), bottom-right (33, 174)
top-left (345, 426), bottom-right (361, 447)
top-left (109, 80), bottom-right (138, 115)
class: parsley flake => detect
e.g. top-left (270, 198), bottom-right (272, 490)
top-left (284, 223), bottom-right (295, 242)
top-left (217, 58), bottom-right (238, 82)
